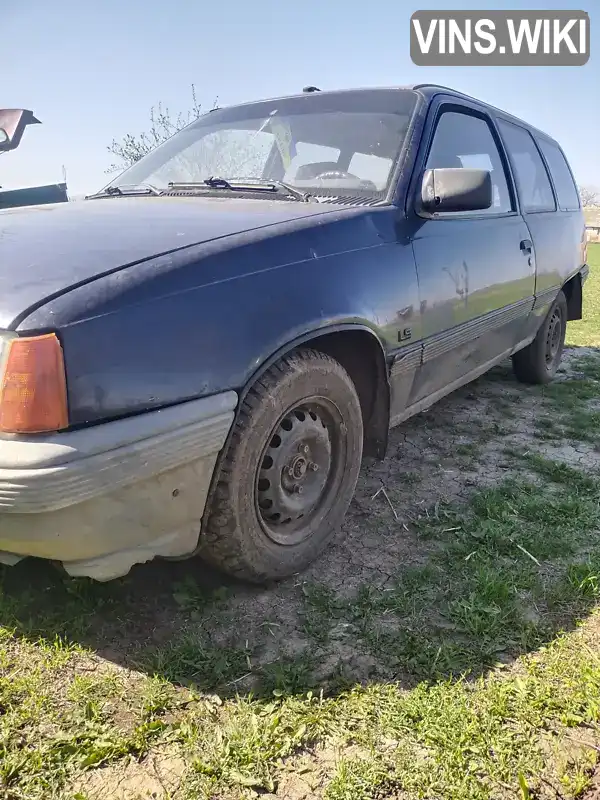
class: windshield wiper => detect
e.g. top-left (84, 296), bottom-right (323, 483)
top-left (265, 180), bottom-right (312, 202)
top-left (202, 177), bottom-right (234, 190)
top-left (86, 183), bottom-right (161, 199)
top-left (167, 177), bottom-right (312, 202)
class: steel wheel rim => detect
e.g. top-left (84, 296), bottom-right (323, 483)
top-left (545, 306), bottom-right (563, 366)
top-left (254, 397), bottom-right (344, 546)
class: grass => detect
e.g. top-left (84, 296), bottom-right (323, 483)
top-left (0, 248), bottom-right (599, 799)
top-left (529, 245), bottom-right (600, 449)
top-left (4, 462), bottom-right (600, 798)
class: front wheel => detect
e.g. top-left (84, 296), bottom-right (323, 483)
top-left (200, 349), bottom-right (363, 583)
top-left (512, 289), bottom-right (567, 385)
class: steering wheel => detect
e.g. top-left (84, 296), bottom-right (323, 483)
top-left (313, 170), bottom-right (377, 191)
top-left (314, 170), bottom-right (360, 182)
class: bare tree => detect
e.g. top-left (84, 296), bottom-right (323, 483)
top-left (578, 185), bottom-right (600, 207)
top-left (106, 85), bottom-right (217, 173)
top-left (105, 85), bottom-right (267, 183)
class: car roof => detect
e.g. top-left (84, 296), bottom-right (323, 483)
top-left (225, 84), bottom-right (559, 148)
top-left (410, 83), bottom-right (558, 144)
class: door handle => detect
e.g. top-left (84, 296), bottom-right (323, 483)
top-left (520, 239), bottom-right (533, 255)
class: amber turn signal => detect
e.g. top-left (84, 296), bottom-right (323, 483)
top-left (0, 333), bottom-right (68, 434)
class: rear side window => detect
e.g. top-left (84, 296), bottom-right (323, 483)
top-left (497, 120), bottom-right (555, 213)
top-left (536, 138), bottom-right (580, 211)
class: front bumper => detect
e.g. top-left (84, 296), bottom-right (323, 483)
top-left (0, 391), bottom-right (237, 580)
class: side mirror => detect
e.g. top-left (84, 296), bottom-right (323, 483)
top-left (420, 168), bottom-right (492, 214)
top-left (0, 109), bottom-right (41, 153)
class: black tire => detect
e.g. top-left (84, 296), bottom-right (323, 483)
top-left (512, 289), bottom-right (567, 385)
top-left (200, 349), bottom-right (363, 583)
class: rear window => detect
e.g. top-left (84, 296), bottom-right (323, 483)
top-left (536, 138), bottom-right (580, 211)
top-left (497, 120), bottom-right (555, 213)
top-left (348, 152), bottom-right (393, 189)
top-left (284, 143), bottom-right (341, 181)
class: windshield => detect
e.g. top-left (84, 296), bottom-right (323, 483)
top-left (104, 89), bottom-right (418, 201)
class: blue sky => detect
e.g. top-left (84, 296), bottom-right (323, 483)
top-left (2, 0), bottom-right (598, 196)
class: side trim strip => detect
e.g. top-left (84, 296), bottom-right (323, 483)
top-left (422, 296), bottom-right (533, 364)
top-left (390, 338), bottom-right (527, 428)
top-left (390, 343), bottom-right (422, 378)
top-left (533, 286), bottom-right (560, 311)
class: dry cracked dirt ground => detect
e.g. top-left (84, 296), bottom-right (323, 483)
top-left (3, 344), bottom-right (600, 799)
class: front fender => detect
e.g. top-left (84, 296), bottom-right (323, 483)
top-left (17, 216), bottom-right (419, 427)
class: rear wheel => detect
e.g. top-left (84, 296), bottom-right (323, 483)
top-left (512, 290), bottom-right (567, 385)
top-left (200, 349), bottom-right (363, 583)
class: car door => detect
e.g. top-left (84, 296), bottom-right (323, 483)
top-left (407, 98), bottom-right (535, 405)
top-left (496, 119), bottom-right (584, 337)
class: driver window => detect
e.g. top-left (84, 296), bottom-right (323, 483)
top-left (426, 110), bottom-right (513, 214)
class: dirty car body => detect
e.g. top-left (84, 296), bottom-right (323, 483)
top-left (0, 86), bottom-right (587, 581)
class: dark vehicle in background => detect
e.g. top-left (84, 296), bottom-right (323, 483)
top-left (0, 85), bottom-right (587, 582)
top-left (0, 108), bottom-right (68, 208)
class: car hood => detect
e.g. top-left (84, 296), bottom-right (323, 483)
top-left (0, 195), bottom-right (343, 328)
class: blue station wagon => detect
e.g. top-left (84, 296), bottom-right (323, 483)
top-left (0, 85), bottom-right (588, 582)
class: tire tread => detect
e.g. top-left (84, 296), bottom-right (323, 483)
top-left (512, 290), bottom-right (567, 385)
top-left (201, 348), bottom-right (360, 582)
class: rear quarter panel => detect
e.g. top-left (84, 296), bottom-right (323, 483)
top-left (522, 209), bottom-right (586, 294)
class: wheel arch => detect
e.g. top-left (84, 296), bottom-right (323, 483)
top-left (200, 323), bottom-right (391, 536)
top-left (242, 324), bottom-right (390, 458)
